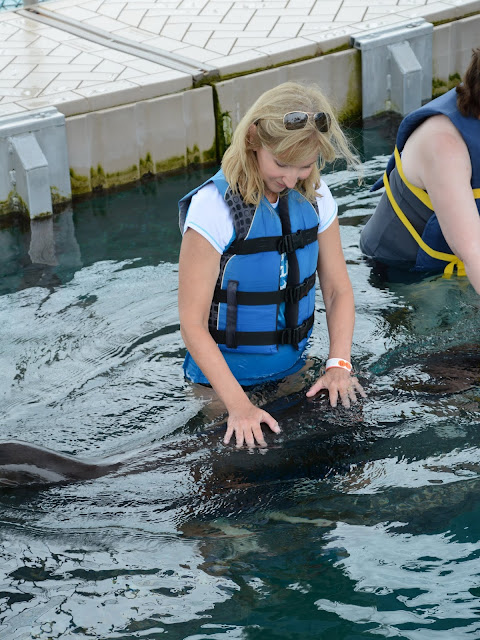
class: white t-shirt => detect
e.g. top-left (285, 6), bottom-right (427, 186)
top-left (183, 180), bottom-right (338, 253)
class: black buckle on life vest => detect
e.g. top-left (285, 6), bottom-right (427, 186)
top-left (278, 317), bottom-right (311, 345)
top-left (277, 230), bottom-right (304, 254)
top-left (284, 274), bottom-right (316, 303)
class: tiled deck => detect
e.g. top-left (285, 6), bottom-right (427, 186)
top-left (0, 0), bottom-right (479, 118)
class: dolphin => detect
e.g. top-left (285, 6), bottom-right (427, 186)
top-left (0, 344), bottom-right (478, 490)
top-left (374, 343), bottom-right (480, 393)
top-left (0, 390), bottom-right (375, 490)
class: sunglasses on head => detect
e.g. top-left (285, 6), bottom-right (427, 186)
top-left (283, 111), bottom-right (331, 133)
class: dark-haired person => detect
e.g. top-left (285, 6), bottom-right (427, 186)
top-left (178, 82), bottom-right (365, 448)
top-left (360, 48), bottom-right (480, 292)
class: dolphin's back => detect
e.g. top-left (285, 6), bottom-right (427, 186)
top-left (0, 441), bottom-right (119, 487)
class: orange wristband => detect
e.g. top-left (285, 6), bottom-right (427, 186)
top-left (326, 357), bottom-right (352, 373)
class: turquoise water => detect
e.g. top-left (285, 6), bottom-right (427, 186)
top-left (0, 0), bottom-right (48, 10)
top-left (1, 119), bottom-right (480, 639)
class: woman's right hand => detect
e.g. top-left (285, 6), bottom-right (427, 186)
top-left (224, 402), bottom-right (281, 448)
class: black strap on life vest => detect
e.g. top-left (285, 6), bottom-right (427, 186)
top-left (228, 225), bottom-right (318, 255)
top-left (210, 312), bottom-right (314, 347)
top-left (212, 272), bottom-right (316, 306)
top-left (278, 195), bottom-right (302, 346)
top-left (225, 280), bottom-right (239, 348)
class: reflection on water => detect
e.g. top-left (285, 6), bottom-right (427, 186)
top-left (1, 121), bottom-right (480, 639)
top-left (0, 168), bottom-right (213, 297)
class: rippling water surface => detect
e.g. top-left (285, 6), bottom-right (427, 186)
top-left (1, 120), bottom-right (480, 639)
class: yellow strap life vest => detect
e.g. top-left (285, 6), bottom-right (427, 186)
top-left (383, 146), bottom-right (471, 278)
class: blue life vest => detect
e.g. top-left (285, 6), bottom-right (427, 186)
top-left (372, 89), bottom-right (480, 273)
top-left (178, 169), bottom-right (320, 385)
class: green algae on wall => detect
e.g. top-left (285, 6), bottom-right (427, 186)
top-left (432, 78), bottom-right (449, 98)
top-left (221, 114), bottom-right (233, 148)
top-left (29, 210), bottom-right (52, 219)
top-left (50, 186), bottom-right (71, 209)
top-left (322, 43), bottom-right (350, 55)
top-left (213, 109), bottom-right (233, 159)
top-left (0, 191), bottom-right (50, 219)
top-left (212, 85), bottom-right (232, 160)
top-left (155, 154), bottom-right (186, 174)
top-left (90, 164), bottom-right (140, 190)
top-left (154, 145), bottom-right (217, 175)
top-left (187, 144), bottom-right (201, 165)
top-left (337, 51), bottom-right (362, 123)
top-left (187, 143), bottom-right (218, 166)
top-left (432, 73), bottom-right (462, 98)
top-left (216, 59), bottom-right (311, 84)
top-left (105, 165), bottom-right (139, 189)
top-left (16, 192), bottom-right (52, 218)
top-left (0, 188), bottom-right (70, 218)
top-left (0, 191), bottom-right (16, 217)
top-left (140, 153), bottom-right (154, 177)
top-left (202, 142), bottom-right (217, 164)
top-left (70, 148), bottom-right (217, 198)
top-left (90, 165), bottom-right (105, 190)
top-left (70, 168), bottom-right (90, 196)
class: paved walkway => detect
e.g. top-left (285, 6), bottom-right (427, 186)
top-left (0, 0), bottom-right (478, 118)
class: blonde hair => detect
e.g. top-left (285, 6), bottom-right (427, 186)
top-left (221, 81), bottom-right (360, 205)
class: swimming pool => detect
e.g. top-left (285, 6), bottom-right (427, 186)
top-left (1, 118), bottom-right (480, 639)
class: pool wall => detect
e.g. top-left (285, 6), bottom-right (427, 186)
top-left (64, 12), bottom-right (480, 196)
top-left (0, 2), bottom-right (479, 206)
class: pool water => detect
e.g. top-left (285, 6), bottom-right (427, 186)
top-left (1, 118), bottom-right (480, 640)
top-left (0, 0), bottom-right (48, 11)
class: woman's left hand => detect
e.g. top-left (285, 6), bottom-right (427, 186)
top-left (306, 367), bottom-right (366, 408)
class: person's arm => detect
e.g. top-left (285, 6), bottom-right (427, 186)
top-left (404, 115), bottom-right (480, 293)
top-left (306, 219), bottom-right (365, 406)
top-left (178, 228), bottom-right (280, 447)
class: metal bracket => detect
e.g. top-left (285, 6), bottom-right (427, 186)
top-left (0, 107), bottom-right (71, 219)
top-left (351, 19), bottom-right (433, 119)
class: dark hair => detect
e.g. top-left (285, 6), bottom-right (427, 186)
top-left (456, 47), bottom-right (480, 118)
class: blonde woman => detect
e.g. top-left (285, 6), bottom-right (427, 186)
top-left (178, 82), bottom-right (365, 448)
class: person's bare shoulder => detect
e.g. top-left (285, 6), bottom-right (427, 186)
top-left (402, 115), bottom-right (469, 188)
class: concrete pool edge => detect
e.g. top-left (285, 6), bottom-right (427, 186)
top-left (0, 3), bottom-right (479, 204)
top-left (65, 11), bottom-right (480, 197)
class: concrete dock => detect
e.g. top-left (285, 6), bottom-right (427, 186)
top-left (0, 0), bottom-right (479, 204)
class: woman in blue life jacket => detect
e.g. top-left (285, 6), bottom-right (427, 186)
top-left (360, 48), bottom-right (480, 292)
top-left (178, 81), bottom-right (365, 448)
